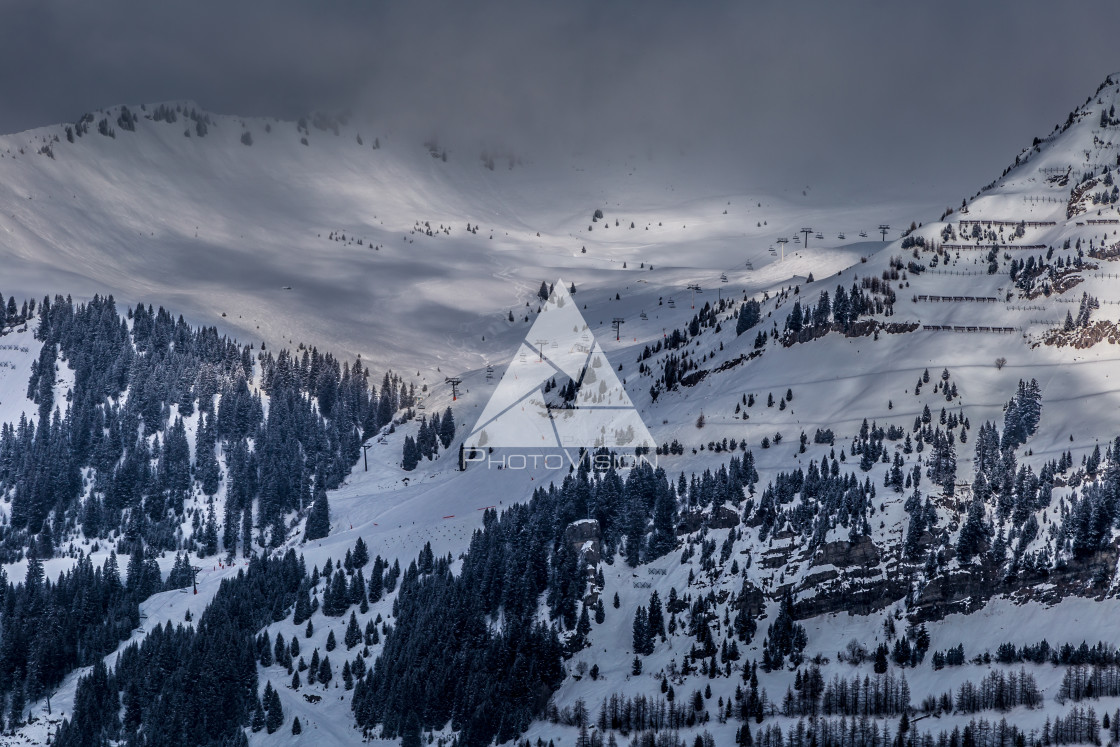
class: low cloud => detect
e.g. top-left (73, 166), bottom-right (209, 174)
top-left (3, 0), bottom-right (1120, 202)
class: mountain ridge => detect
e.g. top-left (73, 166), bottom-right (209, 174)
top-left (4, 75), bottom-right (1120, 746)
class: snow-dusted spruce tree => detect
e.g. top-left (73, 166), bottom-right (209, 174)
top-left (304, 485), bottom-right (330, 540)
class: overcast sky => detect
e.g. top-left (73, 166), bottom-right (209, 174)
top-left (3, 1), bottom-right (1119, 203)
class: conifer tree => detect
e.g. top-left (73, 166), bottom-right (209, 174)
top-left (647, 485), bottom-right (678, 560)
top-left (249, 704), bottom-right (265, 733)
top-left (305, 485), bottom-right (330, 541)
top-left (195, 413), bottom-right (221, 495)
top-left (401, 712), bottom-right (423, 747)
top-left (8, 681), bottom-right (24, 728)
top-left (352, 537), bottom-right (370, 567)
top-left (439, 407), bottom-right (455, 448)
top-left (264, 681), bottom-right (284, 733)
top-left (647, 591), bottom-right (665, 641)
top-left (402, 435), bottom-right (419, 471)
top-left (957, 499), bottom-right (989, 563)
top-left (633, 607), bottom-right (649, 655)
top-left (346, 611), bottom-right (362, 649)
top-left (736, 300), bottom-right (762, 336)
top-left (576, 604), bottom-right (591, 645)
top-left (202, 500), bottom-right (219, 556)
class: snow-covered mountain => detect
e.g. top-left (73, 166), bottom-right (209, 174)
top-left (0, 101), bottom-right (922, 374)
top-left (4, 74), bottom-right (1120, 747)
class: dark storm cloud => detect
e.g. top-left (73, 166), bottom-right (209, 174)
top-left (3, 0), bottom-right (1120, 202)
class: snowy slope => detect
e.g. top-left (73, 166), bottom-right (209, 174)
top-left (0, 324), bottom-right (39, 432)
top-left (0, 102), bottom-right (922, 376)
top-left (11, 75), bottom-right (1120, 746)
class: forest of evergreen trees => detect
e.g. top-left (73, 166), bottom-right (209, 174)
top-left (55, 550), bottom-right (304, 746)
top-left (0, 551), bottom-right (138, 733)
top-left (747, 708), bottom-right (1102, 747)
top-left (1056, 665), bottom-right (1120, 703)
top-left (0, 294), bottom-right (408, 734)
top-left (991, 640), bottom-right (1120, 668)
top-left (748, 459), bottom-right (874, 546)
top-left (0, 294), bottom-right (792, 745)
top-left (352, 456), bottom-right (711, 745)
top-left (780, 280), bottom-right (897, 346)
top-left (0, 294), bottom-right (411, 562)
top-left (4, 280), bottom-right (1120, 747)
top-left (951, 668), bottom-right (1042, 713)
top-left (401, 407), bottom-right (454, 469)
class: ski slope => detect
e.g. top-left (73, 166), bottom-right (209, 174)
top-left (0, 102), bottom-right (922, 376)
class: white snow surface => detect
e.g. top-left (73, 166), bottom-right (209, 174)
top-left (6, 77), bottom-right (1120, 744)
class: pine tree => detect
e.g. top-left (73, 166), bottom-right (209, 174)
top-left (293, 587), bottom-right (312, 624)
top-left (647, 485), bottom-right (678, 560)
top-left (647, 591), bottom-right (665, 641)
top-left (874, 643), bottom-right (889, 674)
top-left (633, 607), bottom-right (649, 655)
top-left (308, 649), bottom-right (320, 683)
top-left (761, 592), bottom-right (807, 671)
top-left (439, 407), bottom-right (455, 448)
top-left (346, 611), bottom-right (362, 649)
top-left (195, 413), bottom-right (221, 495)
top-left (736, 300), bottom-right (762, 336)
top-left (241, 507), bottom-right (254, 557)
top-left (957, 499), bottom-right (989, 563)
top-left (1088, 444), bottom-right (1102, 475)
top-left (625, 493), bottom-right (646, 567)
top-left (264, 681), bottom-right (284, 733)
top-left (8, 682), bottom-right (24, 728)
top-left (305, 485), bottom-right (330, 541)
top-left (343, 660), bottom-right (354, 690)
top-left (401, 712), bottom-right (423, 747)
top-left (352, 536), bottom-right (369, 567)
top-left (576, 604), bottom-right (591, 642)
top-left (419, 541), bottom-right (434, 574)
top-left (251, 699), bottom-right (265, 732)
top-left (733, 578), bottom-right (758, 643)
top-left (903, 489), bottom-right (926, 559)
top-left (202, 500), bottom-right (219, 556)
top-left (402, 435), bottom-right (419, 471)
top-left (259, 632), bottom-right (273, 667)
